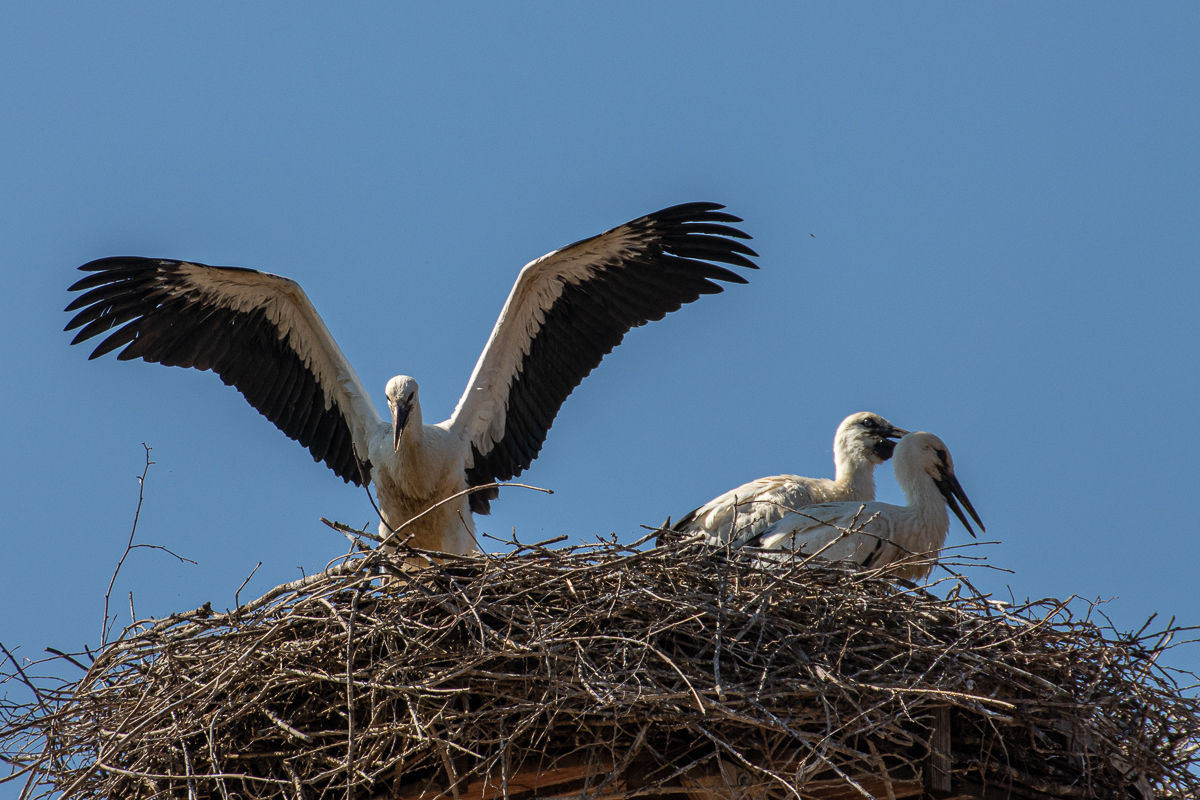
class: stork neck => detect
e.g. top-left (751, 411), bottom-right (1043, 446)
top-left (393, 403), bottom-right (438, 496)
top-left (902, 474), bottom-right (951, 530)
top-left (832, 449), bottom-right (876, 499)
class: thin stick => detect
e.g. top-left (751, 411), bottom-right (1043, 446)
top-left (234, 562), bottom-right (262, 609)
top-left (102, 444), bottom-right (154, 644)
top-left (42, 648), bottom-right (90, 673)
top-left (0, 643), bottom-right (48, 713)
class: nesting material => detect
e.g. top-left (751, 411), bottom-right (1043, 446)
top-left (2, 538), bottom-right (1198, 800)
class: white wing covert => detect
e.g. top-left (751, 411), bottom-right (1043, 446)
top-left (671, 475), bottom-right (826, 545)
top-left (754, 503), bottom-right (899, 569)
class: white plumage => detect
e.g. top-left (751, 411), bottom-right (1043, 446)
top-left (750, 431), bottom-right (985, 580)
top-left (65, 203), bottom-right (757, 556)
top-left (669, 412), bottom-right (907, 546)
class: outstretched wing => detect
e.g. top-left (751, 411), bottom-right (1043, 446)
top-left (65, 258), bottom-right (383, 484)
top-left (448, 202), bottom-right (758, 513)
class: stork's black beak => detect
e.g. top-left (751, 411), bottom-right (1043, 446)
top-left (392, 403), bottom-right (411, 452)
top-left (871, 427), bottom-right (910, 461)
top-left (933, 469), bottom-right (984, 538)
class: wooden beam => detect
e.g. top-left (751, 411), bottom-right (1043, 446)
top-left (385, 758), bottom-right (927, 800)
top-left (925, 705), bottom-right (952, 795)
top-left (388, 755), bottom-right (615, 800)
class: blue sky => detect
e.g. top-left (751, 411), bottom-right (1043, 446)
top-left (2, 3), bottom-right (1198, 771)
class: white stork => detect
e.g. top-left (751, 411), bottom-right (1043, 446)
top-left (668, 412), bottom-right (908, 546)
top-left (65, 202), bottom-right (757, 556)
top-left (748, 431), bottom-right (985, 580)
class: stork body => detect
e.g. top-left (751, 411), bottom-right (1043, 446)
top-left (368, 383), bottom-right (475, 553)
top-left (670, 412), bottom-right (907, 546)
top-left (751, 432), bottom-right (985, 580)
top-left (65, 203), bottom-right (757, 556)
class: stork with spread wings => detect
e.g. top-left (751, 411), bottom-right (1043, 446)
top-left (66, 203), bottom-right (758, 556)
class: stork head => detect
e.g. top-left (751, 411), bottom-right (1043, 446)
top-left (385, 375), bottom-right (420, 452)
top-left (836, 412), bottom-right (909, 464)
top-left (893, 432), bottom-right (985, 537)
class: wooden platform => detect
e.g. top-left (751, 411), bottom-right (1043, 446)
top-left (381, 707), bottom-right (1069, 800)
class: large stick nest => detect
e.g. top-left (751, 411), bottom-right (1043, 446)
top-left (2, 538), bottom-right (1198, 799)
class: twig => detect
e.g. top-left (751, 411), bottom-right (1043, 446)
top-left (320, 517), bottom-right (381, 548)
top-left (102, 444), bottom-right (155, 644)
top-left (234, 562), bottom-right (262, 609)
top-left (42, 648), bottom-right (89, 673)
top-left (125, 543), bottom-right (198, 564)
top-left (100, 444), bottom-right (196, 645)
top-left (0, 644), bottom-right (48, 713)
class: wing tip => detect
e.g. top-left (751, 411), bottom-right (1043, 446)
top-left (76, 255), bottom-right (152, 272)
